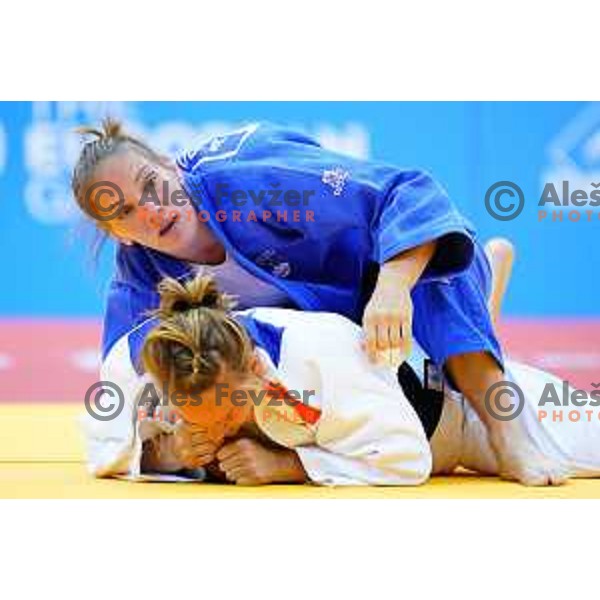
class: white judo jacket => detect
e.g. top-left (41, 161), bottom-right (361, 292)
top-left (82, 309), bottom-right (432, 486)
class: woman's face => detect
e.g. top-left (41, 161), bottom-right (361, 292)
top-left (176, 373), bottom-right (257, 446)
top-left (88, 150), bottom-right (209, 260)
top-left (174, 356), bottom-right (266, 445)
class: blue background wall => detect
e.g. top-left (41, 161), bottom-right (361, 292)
top-left (0, 101), bottom-right (598, 317)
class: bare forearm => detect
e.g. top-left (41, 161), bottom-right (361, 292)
top-left (380, 240), bottom-right (437, 288)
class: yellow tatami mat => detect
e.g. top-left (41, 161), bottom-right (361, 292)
top-left (1, 404), bottom-right (599, 499)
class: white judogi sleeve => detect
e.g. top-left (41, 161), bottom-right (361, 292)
top-left (80, 332), bottom-right (194, 480)
top-left (251, 309), bottom-right (433, 486)
top-left (80, 334), bottom-right (145, 478)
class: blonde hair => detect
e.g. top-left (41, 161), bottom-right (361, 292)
top-left (71, 117), bottom-right (171, 228)
top-left (141, 274), bottom-right (254, 394)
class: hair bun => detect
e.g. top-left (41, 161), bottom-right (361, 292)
top-left (75, 117), bottom-right (124, 142)
top-left (156, 274), bottom-right (236, 317)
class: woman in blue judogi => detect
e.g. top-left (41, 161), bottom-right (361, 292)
top-left (72, 119), bottom-right (559, 484)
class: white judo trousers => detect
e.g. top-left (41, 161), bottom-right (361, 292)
top-left (430, 361), bottom-right (600, 478)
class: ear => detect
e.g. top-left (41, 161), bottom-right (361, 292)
top-left (250, 352), bottom-right (267, 377)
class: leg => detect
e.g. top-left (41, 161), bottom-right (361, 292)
top-left (445, 351), bottom-right (570, 485)
top-left (454, 360), bottom-right (599, 480)
top-left (413, 239), bottom-right (568, 485)
top-left (484, 237), bottom-right (515, 326)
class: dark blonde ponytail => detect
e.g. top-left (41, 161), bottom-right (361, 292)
top-left (141, 273), bottom-right (254, 394)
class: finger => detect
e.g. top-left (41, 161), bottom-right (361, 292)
top-left (223, 466), bottom-right (249, 482)
top-left (180, 423), bottom-right (207, 438)
top-left (219, 456), bottom-right (247, 473)
top-left (189, 428), bottom-right (210, 442)
top-left (385, 321), bottom-right (403, 366)
top-left (190, 441), bottom-right (217, 456)
top-left (390, 347), bottom-right (404, 367)
top-left (375, 349), bottom-right (396, 368)
top-left (187, 454), bottom-right (215, 468)
top-left (388, 319), bottom-right (402, 349)
top-left (399, 320), bottom-right (413, 363)
top-left (189, 453), bottom-right (216, 468)
top-left (362, 319), bottom-right (379, 363)
top-left (375, 320), bottom-right (390, 352)
top-left (187, 423), bottom-right (208, 432)
top-left (372, 320), bottom-right (392, 365)
top-left (216, 441), bottom-right (242, 462)
top-left (190, 439), bottom-right (216, 453)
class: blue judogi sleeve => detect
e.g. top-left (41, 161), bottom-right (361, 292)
top-left (102, 122), bottom-right (484, 369)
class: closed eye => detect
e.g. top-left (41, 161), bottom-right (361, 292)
top-left (119, 204), bottom-right (134, 219)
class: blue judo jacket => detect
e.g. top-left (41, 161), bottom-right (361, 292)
top-left (103, 122), bottom-right (476, 365)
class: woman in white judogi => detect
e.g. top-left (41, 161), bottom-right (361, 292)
top-left (83, 276), bottom-right (433, 486)
top-left (82, 256), bottom-right (600, 486)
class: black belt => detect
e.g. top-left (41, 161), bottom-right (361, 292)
top-left (397, 361), bottom-right (445, 439)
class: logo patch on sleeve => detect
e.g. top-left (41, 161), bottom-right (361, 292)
top-left (177, 123), bottom-right (260, 172)
top-left (322, 167), bottom-right (350, 196)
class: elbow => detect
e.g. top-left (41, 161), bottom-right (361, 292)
top-left (82, 437), bottom-right (135, 480)
top-left (399, 450), bottom-right (432, 486)
top-left (389, 456), bottom-right (432, 486)
top-left (373, 436), bottom-right (433, 486)
top-left (412, 435), bottom-right (433, 484)
top-left (412, 450), bottom-right (433, 485)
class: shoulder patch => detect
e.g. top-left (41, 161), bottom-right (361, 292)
top-left (176, 123), bottom-right (260, 172)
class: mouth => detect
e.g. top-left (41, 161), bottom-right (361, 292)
top-left (158, 217), bottom-right (176, 237)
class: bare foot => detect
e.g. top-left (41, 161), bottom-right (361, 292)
top-left (488, 419), bottom-right (572, 486)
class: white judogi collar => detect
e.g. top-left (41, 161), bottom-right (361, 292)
top-left (252, 347), bottom-right (320, 448)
